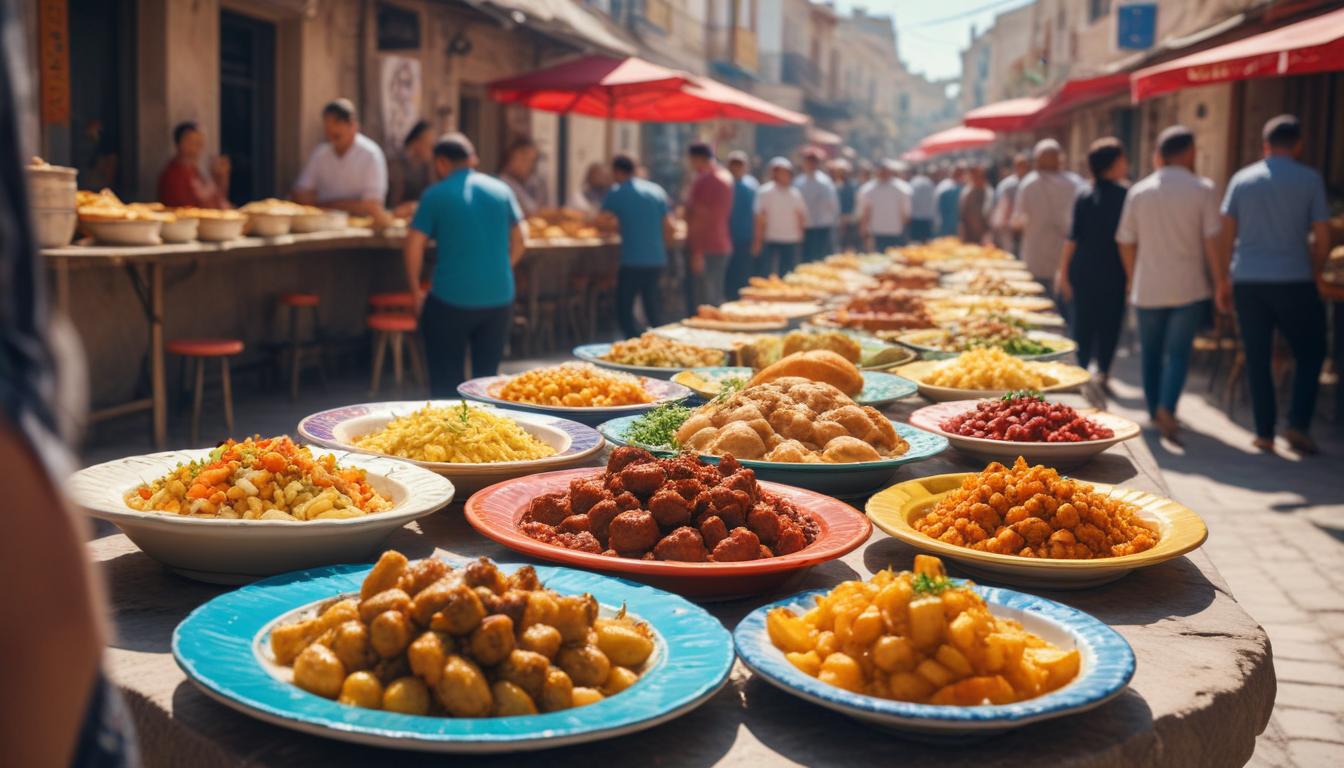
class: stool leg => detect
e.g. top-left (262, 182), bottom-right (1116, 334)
top-left (409, 336), bottom-right (427, 389)
top-left (191, 356), bottom-right (205, 445)
top-left (221, 357), bottom-right (234, 435)
top-left (370, 331), bottom-right (388, 395)
top-left (289, 305), bottom-right (302, 402)
top-left (391, 331), bottom-right (405, 390)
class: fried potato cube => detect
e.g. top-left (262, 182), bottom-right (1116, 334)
top-left (1026, 646), bottom-right (1080, 692)
top-left (407, 631), bottom-right (450, 686)
top-left (814, 630), bottom-right (839, 659)
top-left (850, 606), bottom-right (884, 647)
top-left (519, 623), bottom-right (563, 660)
top-left (557, 644), bottom-right (611, 688)
top-left (947, 612), bottom-right (980, 656)
top-left (595, 622), bottom-right (655, 668)
top-left (871, 635), bottom-right (916, 673)
top-left (907, 597), bottom-right (945, 650)
top-left (915, 658), bottom-right (955, 689)
top-left (293, 643), bottom-right (346, 699)
top-left (468, 615), bottom-right (516, 667)
top-left (330, 620), bottom-right (373, 673)
top-left (929, 675), bottom-right (1016, 706)
top-left (337, 671), bottom-right (384, 709)
top-left (435, 655), bottom-right (493, 717)
top-left (818, 652), bottom-right (864, 693)
top-left (491, 680), bottom-right (539, 716)
top-left (361, 551), bottom-right (409, 600)
top-left (540, 666), bottom-right (575, 712)
top-left (426, 585), bottom-right (487, 635)
top-left (874, 580), bottom-right (914, 631)
top-left (570, 686), bottom-right (604, 707)
top-left (498, 650), bottom-right (550, 700)
top-left (1003, 655), bottom-right (1048, 699)
top-left (786, 650), bottom-right (822, 677)
top-left (370, 610), bottom-right (412, 659)
top-left (888, 671), bottom-right (935, 702)
top-left (767, 608), bottom-right (816, 654)
top-left (913, 554), bottom-right (946, 579)
top-left (358, 588), bottom-right (411, 624)
top-left (935, 644), bottom-right (974, 679)
top-left (383, 676), bottom-right (431, 715)
top-left (553, 594), bottom-right (598, 643)
top-left (522, 590), bottom-right (559, 629)
top-left (601, 665), bottom-right (640, 696)
top-left (270, 619), bottom-right (320, 666)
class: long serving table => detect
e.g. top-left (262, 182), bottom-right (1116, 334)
top-left (90, 392), bottom-right (1275, 767)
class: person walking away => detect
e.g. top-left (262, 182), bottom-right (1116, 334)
top-left (158, 121), bottom-right (231, 208)
top-left (753, 157), bottom-right (807, 276)
top-left (794, 147), bottom-right (840, 262)
top-left (908, 166), bottom-right (936, 244)
top-left (991, 153), bottom-right (1029, 253)
top-left (294, 99), bottom-right (389, 223)
top-left (1056, 138), bottom-right (1129, 390)
top-left (603, 154), bottom-right (675, 337)
top-left (958, 164), bottom-right (993, 244)
top-left (831, 159), bottom-right (860, 251)
top-left (724, 151), bottom-right (759, 299)
top-left (404, 134), bottom-right (525, 395)
top-left (934, 164), bottom-right (964, 238)
top-left (857, 160), bottom-right (912, 253)
top-left (1115, 125), bottom-right (1227, 442)
top-left (1012, 139), bottom-right (1078, 300)
top-left (387, 120), bottom-right (434, 218)
top-left (1219, 114), bottom-right (1330, 455)
top-left (683, 142), bottom-right (734, 309)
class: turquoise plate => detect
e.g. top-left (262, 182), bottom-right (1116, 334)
top-left (572, 342), bottom-right (726, 380)
top-left (174, 560), bottom-right (733, 752)
top-left (735, 584), bottom-right (1135, 737)
top-left (598, 416), bottom-right (947, 500)
top-left (458, 374), bottom-right (692, 427)
top-left (672, 366), bottom-right (918, 408)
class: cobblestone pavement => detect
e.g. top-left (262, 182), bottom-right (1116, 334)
top-left (1098, 346), bottom-right (1344, 767)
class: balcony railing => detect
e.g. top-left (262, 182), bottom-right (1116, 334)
top-left (780, 52), bottom-right (819, 90)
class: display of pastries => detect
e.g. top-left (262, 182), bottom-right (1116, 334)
top-left (735, 331), bottom-right (863, 370)
top-left (746, 350), bottom-right (864, 397)
top-left (600, 334), bottom-right (723, 368)
top-left (77, 189), bottom-right (175, 222)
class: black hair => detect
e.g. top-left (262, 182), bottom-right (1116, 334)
top-left (404, 120), bottom-right (431, 148)
top-left (1087, 137), bottom-right (1124, 179)
top-left (433, 136), bottom-right (472, 163)
top-left (322, 98), bottom-right (356, 123)
top-left (1263, 114), bottom-right (1302, 149)
top-left (611, 154), bottom-right (636, 175)
top-left (688, 142), bottom-right (713, 159)
top-left (1157, 126), bottom-right (1194, 161)
top-left (172, 121), bottom-right (199, 146)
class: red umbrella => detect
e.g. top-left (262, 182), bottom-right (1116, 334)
top-left (917, 125), bottom-right (996, 155)
top-left (488, 54), bottom-right (691, 119)
top-left (671, 76), bottom-right (808, 125)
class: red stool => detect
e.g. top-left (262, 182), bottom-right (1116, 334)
top-left (279, 292), bottom-right (324, 401)
top-left (167, 338), bottom-right (243, 444)
top-left (368, 292), bottom-right (415, 312)
top-left (368, 313), bottom-right (425, 395)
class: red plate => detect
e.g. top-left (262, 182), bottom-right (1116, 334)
top-left (464, 468), bottom-right (872, 601)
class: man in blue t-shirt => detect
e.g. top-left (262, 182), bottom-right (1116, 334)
top-left (404, 133), bottom-right (525, 395)
top-left (1219, 114), bottom-right (1331, 455)
top-left (601, 154), bottom-right (674, 338)
top-left (724, 150), bottom-right (759, 300)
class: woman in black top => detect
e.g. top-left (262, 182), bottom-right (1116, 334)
top-left (1055, 138), bottom-right (1129, 388)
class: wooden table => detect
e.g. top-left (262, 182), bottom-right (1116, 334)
top-left (90, 395), bottom-right (1275, 767)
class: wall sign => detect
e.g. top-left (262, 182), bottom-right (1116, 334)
top-left (38, 0), bottom-right (70, 124)
top-left (381, 56), bottom-right (422, 148)
top-left (1117, 3), bottom-right (1157, 50)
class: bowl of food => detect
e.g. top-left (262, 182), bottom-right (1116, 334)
top-left (573, 334), bottom-right (726, 379)
top-left (173, 551), bottom-right (733, 752)
top-left (464, 450), bottom-right (872, 600)
top-left (865, 458), bottom-right (1207, 588)
top-left (733, 554), bottom-right (1134, 736)
top-left (68, 436), bottom-right (455, 583)
top-left (288, 204), bottom-right (331, 233)
top-left (811, 289), bottom-right (939, 334)
top-left (186, 208), bottom-right (247, 241)
top-left (896, 349), bottom-right (1090, 402)
top-left (732, 330), bottom-right (916, 372)
top-left (893, 318), bottom-right (1077, 362)
top-left (296, 401), bottom-right (605, 496)
top-left (159, 215), bottom-right (199, 243)
top-left (242, 198), bottom-right (307, 236)
top-left (457, 363), bottom-right (692, 426)
top-left (673, 345), bottom-right (918, 407)
top-left (909, 395), bottom-right (1140, 467)
top-left (81, 218), bottom-right (165, 245)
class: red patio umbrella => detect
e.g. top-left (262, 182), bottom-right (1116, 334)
top-left (917, 125), bottom-right (996, 155)
top-left (963, 97), bottom-right (1049, 132)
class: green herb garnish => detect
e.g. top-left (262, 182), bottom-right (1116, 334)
top-left (912, 572), bottom-right (954, 596)
top-left (1001, 389), bottom-right (1044, 402)
top-left (711, 376), bottom-right (746, 403)
top-left (626, 403), bottom-right (692, 450)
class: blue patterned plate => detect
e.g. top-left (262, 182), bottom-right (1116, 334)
top-left (734, 584), bottom-right (1135, 736)
top-left (671, 366), bottom-right (918, 407)
top-left (599, 416), bottom-right (947, 500)
top-left (572, 342), bottom-right (726, 379)
top-left (174, 559), bottom-right (733, 752)
top-left (458, 373), bottom-right (692, 427)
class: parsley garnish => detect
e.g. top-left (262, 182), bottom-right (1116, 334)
top-left (1001, 389), bottom-right (1044, 402)
top-left (626, 403), bottom-right (692, 450)
top-left (711, 375), bottom-right (746, 403)
top-left (912, 572), bottom-right (954, 596)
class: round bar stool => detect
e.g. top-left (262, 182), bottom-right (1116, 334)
top-left (167, 338), bottom-right (243, 445)
top-left (279, 292), bottom-right (324, 401)
top-left (368, 280), bottom-right (432, 315)
top-left (367, 313), bottom-right (426, 395)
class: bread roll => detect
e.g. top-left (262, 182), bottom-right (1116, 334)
top-left (747, 350), bottom-right (864, 396)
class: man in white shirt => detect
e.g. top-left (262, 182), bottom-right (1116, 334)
top-left (857, 160), bottom-right (912, 252)
top-left (1115, 125), bottom-right (1227, 441)
top-left (294, 99), bottom-right (390, 222)
top-left (753, 157), bottom-right (808, 277)
top-left (793, 147), bottom-right (840, 263)
top-left (908, 166), bottom-right (936, 243)
top-left (991, 153), bottom-right (1029, 252)
top-left (1012, 139), bottom-right (1079, 285)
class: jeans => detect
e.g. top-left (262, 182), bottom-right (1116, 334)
top-left (873, 234), bottom-right (905, 253)
top-left (1233, 282), bottom-right (1327, 437)
top-left (1071, 280), bottom-right (1125, 374)
top-left (420, 295), bottom-right (512, 397)
top-left (802, 226), bottom-right (833, 263)
top-left (725, 241), bottom-right (754, 300)
top-left (617, 266), bottom-right (664, 338)
top-left (908, 219), bottom-right (933, 243)
top-left (760, 242), bottom-right (800, 277)
top-left (1135, 300), bottom-right (1208, 416)
top-left (689, 252), bottom-right (730, 309)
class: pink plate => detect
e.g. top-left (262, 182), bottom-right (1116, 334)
top-left (464, 468), bottom-right (872, 601)
top-left (908, 400), bottom-right (1141, 468)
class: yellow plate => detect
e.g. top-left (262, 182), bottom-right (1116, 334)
top-left (866, 472), bottom-right (1208, 589)
top-left (895, 359), bottom-right (1091, 402)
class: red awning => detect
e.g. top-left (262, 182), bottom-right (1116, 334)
top-left (918, 125), bottom-right (996, 155)
top-left (677, 76), bottom-right (810, 125)
top-left (963, 97), bottom-right (1049, 131)
top-left (1131, 7), bottom-right (1344, 100)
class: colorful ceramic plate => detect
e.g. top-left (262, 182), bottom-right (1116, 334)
top-left (174, 559), bottom-right (733, 752)
top-left (671, 367), bottom-right (918, 407)
top-left (465, 468), bottom-right (872, 600)
top-left (866, 473), bottom-right (1207, 588)
top-left (458, 374), bottom-right (691, 427)
top-left (893, 329), bottom-right (1079, 362)
top-left (68, 449), bottom-right (455, 584)
top-left (735, 584), bottom-right (1134, 736)
top-left (908, 400), bottom-right (1140, 467)
top-left (296, 400), bottom-right (605, 496)
top-left (572, 342), bottom-right (727, 379)
top-left (599, 416), bottom-right (948, 500)
top-left (681, 317), bottom-right (789, 332)
top-left (895, 359), bottom-right (1091, 402)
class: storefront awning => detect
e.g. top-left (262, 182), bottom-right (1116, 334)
top-left (807, 126), bottom-right (843, 145)
top-left (963, 97), bottom-right (1048, 131)
top-left (466, 0), bottom-right (636, 56)
top-left (917, 125), bottom-right (996, 155)
top-left (1131, 6), bottom-right (1344, 100)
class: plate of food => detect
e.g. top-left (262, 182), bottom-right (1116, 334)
top-left (866, 458), bottom-right (1208, 588)
top-left (738, 276), bottom-right (825, 302)
top-left (573, 334), bottom-right (726, 379)
top-left (909, 395), bottom-right (1140, 467)
top-left (67, 436), bottom-right (456, 583)
top-left (892, 318), bottom-right (1077, 361)
top-left (464, 450), bottom-right (872, 600)
top-left (672, 355), bottom-right (917, 408)
top-left (896, 349), bottom-right (1090, 402)
top-left (458, 363), bottom-right (692, 426)
top-left (732, 330), bottom-right (916, 372)
top-left (734, 554), bottom-right (1134, 736)
top-left (296, 401), bottom-right (605, 496)
top-left (173, 550), bottom-right (733, 752)
top-left (934, 294), bottom-right (1056, 313)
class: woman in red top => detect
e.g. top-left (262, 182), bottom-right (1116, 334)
top-left (157, 121), bottom-right (231, 208)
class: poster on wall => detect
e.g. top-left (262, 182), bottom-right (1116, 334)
top-left (381, 55), bottom-right (421, 148)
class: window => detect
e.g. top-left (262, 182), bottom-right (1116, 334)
top-left (1088, 0), bottom-right (1112, 23)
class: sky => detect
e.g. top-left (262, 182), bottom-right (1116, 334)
top-left (836, 0), bottom-right (1036, 82)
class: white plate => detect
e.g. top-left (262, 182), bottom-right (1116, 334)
top-left (68, 449), bottom-right (454, 583)
top-left (908, 400), bottom-right (1141, 467)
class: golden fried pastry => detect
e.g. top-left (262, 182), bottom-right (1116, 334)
top-left (747, 350), bottom-right (864, 396)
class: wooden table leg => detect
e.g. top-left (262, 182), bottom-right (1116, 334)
top-left (150, 263), bottom-right (167, 448)
top-left (54, 260), bottom-right (71, 313)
